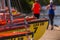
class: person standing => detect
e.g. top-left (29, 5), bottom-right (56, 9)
top-left (31, 0), bottom-right (41, 19)
top-left (46, 0), bottom-right (56, 30)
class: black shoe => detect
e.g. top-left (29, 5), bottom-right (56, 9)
top-left (54, 24), bottom-right (59, 27)
top-left (51, 28), bottom-right (53, 30)
top-left (51, 26), bottom-right (53, 30)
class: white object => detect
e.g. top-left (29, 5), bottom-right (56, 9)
top-left (35, 0), bottom-right (38, 1)
top-left (50, 0), bottom-right (53, 3)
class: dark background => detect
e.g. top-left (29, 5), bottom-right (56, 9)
top-left (5, 0), bottom-right (60, 13)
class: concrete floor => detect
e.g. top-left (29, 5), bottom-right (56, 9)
top-left (39, 25), bottom-right (60, 40)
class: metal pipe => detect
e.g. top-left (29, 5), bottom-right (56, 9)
top-left (2, 0), bottom-right (5, 9)
top-left (2, 0), bottom-right (6, 20)
top-left (7, 0), bottom-right (13, 24)
top-left (0, 0), bottom-right (2, 8)
top-left (17, 0), bottom-right (23, 12)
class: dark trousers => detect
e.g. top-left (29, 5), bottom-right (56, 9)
top-left (47, 14), bottom-right (55, 30)
top-left (49, 14), bottom-right (54, 26)
top-left (34, 14), bottom-right (40, 19)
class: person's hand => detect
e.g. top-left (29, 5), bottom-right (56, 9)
top-left (53, 5), bottom-right (56, 10)
top-left (46, 5), bottom-right (50, 10)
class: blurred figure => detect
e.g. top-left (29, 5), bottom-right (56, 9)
top-left (46, 0), bottom-right (56, 30)
top-left (31, 0), bottom-right (41, 19)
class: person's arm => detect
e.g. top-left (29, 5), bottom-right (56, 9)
top-left (31, 4), bottom-right (34, 11)
top-left (46, 5), bottom-right (50, 10)
top-left (53, 5), bottom-right (56, 10)
top-left (39, 4), bottom-right (41, 11)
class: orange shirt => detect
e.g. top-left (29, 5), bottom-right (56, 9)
top-left (32, 2), bottom-right (41, 14)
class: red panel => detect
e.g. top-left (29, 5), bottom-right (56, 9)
top-left (0, 17), bottom-right (35, 25)
top-left (0, 32), bottom-right (29, 37)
